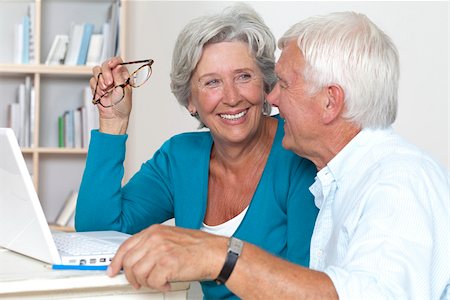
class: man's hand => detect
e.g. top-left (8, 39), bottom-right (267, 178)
top-left (107, 224), bottom-right (228, 291)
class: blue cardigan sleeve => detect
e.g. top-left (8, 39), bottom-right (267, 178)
top-left (75, 130), bottom-right (174, 234)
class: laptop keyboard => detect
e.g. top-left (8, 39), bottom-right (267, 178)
top-left (53, 233), bottom-right (119, 256)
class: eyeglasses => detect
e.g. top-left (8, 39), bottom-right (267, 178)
top-left (92, 59), bottom-right (154, 108)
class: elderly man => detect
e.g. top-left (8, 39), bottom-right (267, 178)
top-left (107, 11), bottom-right (450, 299)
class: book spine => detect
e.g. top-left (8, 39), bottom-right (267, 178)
top-left (22, 15), bottom-right (30, 64)
top-left (58, 115), bottom-right (64, 148)
top-left (14, 23), bottom-right (24, 64)
top-left (55, 191), bottom-right (78, 226)
top-left (77, 23), bottom-right (94, 65)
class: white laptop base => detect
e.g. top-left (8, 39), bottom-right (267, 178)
top-left (0, 128), bottom-right (130, 267)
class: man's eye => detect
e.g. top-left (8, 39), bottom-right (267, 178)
top-left (278, 81), bottom-right (287, 89)
top-left (276, 77), bottom-right (288, 89)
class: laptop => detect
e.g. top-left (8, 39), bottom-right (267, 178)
top-left (0, 127), bottom-right (130, 269)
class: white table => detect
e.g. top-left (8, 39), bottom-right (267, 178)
top-left (0, 248), bottom-right (189, 299)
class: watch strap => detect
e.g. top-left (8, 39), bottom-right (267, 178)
top-left (215, 237), bottom-right (243, 284)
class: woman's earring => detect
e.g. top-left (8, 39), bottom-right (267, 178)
top-left (190, 112), bottom-right (198, 117)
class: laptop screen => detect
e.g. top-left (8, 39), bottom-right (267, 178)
top-left (0, 128), bottom-right (61, 264)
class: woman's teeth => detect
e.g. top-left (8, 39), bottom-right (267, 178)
top-left (220, 110), bottom-right (247, 120)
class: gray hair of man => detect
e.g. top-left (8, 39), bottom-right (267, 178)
top-left (170, 3), bottom-right (277, 123)
top-left (278, 11), bottom-right (400, 129)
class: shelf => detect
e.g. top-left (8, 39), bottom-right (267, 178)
top-left (0, 0), bottom-right (126, 224)
top-left (21, 147), bottom-right (88, 155)
top-left (0, 64), bottom-right (93, 76)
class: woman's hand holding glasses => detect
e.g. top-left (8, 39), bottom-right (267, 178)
top-left (90, 57), bottom-right (153, 134)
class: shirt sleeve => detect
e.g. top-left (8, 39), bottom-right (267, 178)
top-left (75, 130), bottom-right (174, 234)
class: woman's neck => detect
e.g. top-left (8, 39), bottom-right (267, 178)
top-left (210, 116), bottom-right (277, 172)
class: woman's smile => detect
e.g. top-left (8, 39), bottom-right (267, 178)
top-left (219, 108), bottom-right (248, 121)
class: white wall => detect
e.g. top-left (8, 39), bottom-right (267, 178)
top-left (124, 1), bottom-right (449, 180)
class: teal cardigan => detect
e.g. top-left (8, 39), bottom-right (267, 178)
top-left (75, 115), bottom-right (318, 299)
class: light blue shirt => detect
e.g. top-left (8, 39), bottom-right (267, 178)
top-left (309, 127), bottom-right (450, 300)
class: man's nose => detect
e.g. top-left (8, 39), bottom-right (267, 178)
top-left (267, 83), bottom-right (280, 107)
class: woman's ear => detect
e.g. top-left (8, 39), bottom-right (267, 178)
top-left (187, 98), bottom-right (197, 116)
top-left (322, 85), bottom-right (345, 124)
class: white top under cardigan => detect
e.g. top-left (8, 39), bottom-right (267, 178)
top-left (200, 206), bottom-right (249, 237)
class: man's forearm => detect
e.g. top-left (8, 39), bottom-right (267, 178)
top-left (225, 242), bottom-right (338, 299)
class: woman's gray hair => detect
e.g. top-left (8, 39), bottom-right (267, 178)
top-left (170, 3), bottom-right (276, 118)
top-left (279, 12), bottom-right (399, 129)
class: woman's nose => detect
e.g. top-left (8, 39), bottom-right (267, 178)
top-left (221, 80), bottom-right (241, 106)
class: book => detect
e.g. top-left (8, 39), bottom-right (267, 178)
top-left (45, 35), bottom-right (69, 65)
top-left (13, 23), bottom-right (23, 64)
top-left (63, 110), bottom-right (74, 148)
top-left (23, 76), bottom-right (32, 147)
top-left (73, 108), bottom-right (82, 148)
top-left (77, 23), bottom-right (94, 65)
top-left (14, 76), bottom-right (33, 147)
top-left (99, 22), bottom-right (110, 63)
top-left (83, 86), bottom-right (99, 147)
top-left (17, 83), bottom-right (25, 147)
top-left (109, 1), bottom-right (120, 57)
top-left (54, 191), bottom-right (78, 227)
top-left (65, 23), bottom-right (84, 65)
top-left (7, 103), bottom-right (21, 139)
top-left (86, 34), bottom-right (104, 66)
top-left (29, 87), bottom-right (35, 147)
top-left (22, 15), bottom-right (30, 64)
top-left (79, 105), bottom-right (88, 148)
top-left (27, 3), bottom-right (35, 64)
top-left (58, 115), bottom-right (64, 148)
top-left (100, 1), bottom-right (120, 61)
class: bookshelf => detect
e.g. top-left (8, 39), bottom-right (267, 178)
top-left (0, 0), bottom-right (127, 227)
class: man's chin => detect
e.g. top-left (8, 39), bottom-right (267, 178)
top-left (281, 137), bottom-right (293, 151)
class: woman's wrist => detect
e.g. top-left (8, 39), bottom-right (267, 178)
top-left (99, 118), bottom-right (129, 135)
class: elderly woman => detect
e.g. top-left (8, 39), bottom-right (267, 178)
top-left (75, 4), bottom-right (317, 299)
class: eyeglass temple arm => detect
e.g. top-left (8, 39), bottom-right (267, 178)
top-left (120, 59), bottom-right (154, 66)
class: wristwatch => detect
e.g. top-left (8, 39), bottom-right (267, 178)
top-left (215, 237), bottom-right (244, 285)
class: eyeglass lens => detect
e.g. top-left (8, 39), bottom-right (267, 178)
top-left (129, 65), bottom-right (152, 87)
top-left (94, 61), bottom-right (153, 108)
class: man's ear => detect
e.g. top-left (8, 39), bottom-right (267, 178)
top-left (322, 85), bottom-right (345, 124)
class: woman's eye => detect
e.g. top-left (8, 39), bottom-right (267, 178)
top-left (236, 73), bottom-right (252, 83)
top-left (204, 79), bottom-right (221, 88)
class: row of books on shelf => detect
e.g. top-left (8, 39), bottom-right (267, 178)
top-left (58, 87), bottom-right (99, 149)
top-left (7, 76), bottom-right (34, 148)
top-left (6, 84), bottom-right (98, 149)
top-left (45, 1), bottom-right (120, 66)
top-left (14, 3), bottom-right (35, 64)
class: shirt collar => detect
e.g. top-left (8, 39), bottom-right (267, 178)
top-left (309, 127), bottom-right (393, 209)
top-left (310, 166), bottom-right (335, 209)
top-left (327, 126), bottom-right (393, 184)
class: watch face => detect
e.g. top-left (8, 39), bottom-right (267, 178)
top-left (229, 237), bottom-right (243, 255)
